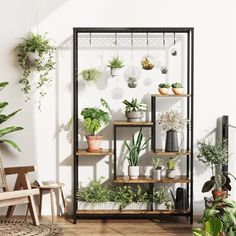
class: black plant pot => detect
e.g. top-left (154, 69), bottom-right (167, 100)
top-left (165, 130), bottom-right (179, 152)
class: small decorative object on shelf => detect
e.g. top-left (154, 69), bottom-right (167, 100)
top-left (171, 82), bottom-right (184, 95)
top-left (80, 68), bottom-right (101, 82)
top-left (170, 187), bottom-right (188, 209)
top-left (80, 98), bottom-right (111, 152)
top-left (127, 77), bottom-right (137, 88)
top-left (166, 157), bottom-right (176, 179)
top-left (160, 66), bottom-right (168, 74)
top-left (141, 57), bottom-right (155, 70)
top-left (158, 110), bottom-right (188, 152)
top-left (158, 83), bottom-right (170, 95)
top-left (152, 157), bottom-right (163, 180)
top-left (124, 128), bottom-right (151, 180)
top-left (0, 82), bottom-right (23, 151)
top-left (122, 98), bottom-right (148, 122)
top-left (107, 56), bottom-right (124, 77)
top-left (16, 32), bottom-right (55, 109)
top-left (197, 140), bottom-right (236, 201)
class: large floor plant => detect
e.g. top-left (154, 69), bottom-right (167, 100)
top-left (0, 82), bottom-right (23, 151)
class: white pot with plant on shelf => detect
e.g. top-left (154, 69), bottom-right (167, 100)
top-left (122, 98), bottom-right (148, 122)
top-left (166, 157), bottom-right (176, 179)
top-left (151, 157), bottom-right (163, 180)
top-left (158, 83), bottom-right (170, 95)
top-left (80, 98), bottom-right (111, 153)
top-left (107, 56), bottom-right (124, 77)
top-left (171, 82), bottom-right (184, 95)
top-left (124, 128), bottom-right (151, 180)
top-left (153, 187), bottom-right (168, 210)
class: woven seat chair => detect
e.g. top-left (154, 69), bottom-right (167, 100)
top-left (0, 158), bottom-right (39, 225)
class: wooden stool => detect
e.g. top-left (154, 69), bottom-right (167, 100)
top-left (31, 183), bottom-right (65, 223)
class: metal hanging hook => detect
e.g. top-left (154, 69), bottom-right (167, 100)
top-left (174, 32), bottom-right (176, 46)
top-left (146, 32), bottom-right (149, 47)
top-left (89, 33), bottom-right (92, 46)
top-left (163, 32), bottom-right (165, 46)
top-left (114, 33), bottom-right (117, 46)
top-left (131, 33), bottom-right (134, 47)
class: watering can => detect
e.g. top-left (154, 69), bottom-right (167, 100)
top-left (170, 187), bottom-right (188, 210)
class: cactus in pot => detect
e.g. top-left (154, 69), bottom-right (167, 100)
top-left (166, 157), bottom-right (176, 179)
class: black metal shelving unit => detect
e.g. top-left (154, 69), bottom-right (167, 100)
top-left (73, 27), bottom-right (194, 224)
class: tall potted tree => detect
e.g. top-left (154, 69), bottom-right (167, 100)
top-left (81, 99), bottom-right (111, 152)
top-left (124, 128), bottom-right (150, 179)
top-left (0, 82), bottom-right (23, 151)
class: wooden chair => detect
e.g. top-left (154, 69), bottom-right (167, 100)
top-left (0, 158), bottom-right (40, 225)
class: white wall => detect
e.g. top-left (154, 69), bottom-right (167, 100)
top-left (0, 0), bottom-right (236, 216)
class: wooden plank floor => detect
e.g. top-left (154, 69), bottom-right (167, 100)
top-left (0, 216), bottom-right (195, 236)
top-left (46, 216), bottom-right (194, 236)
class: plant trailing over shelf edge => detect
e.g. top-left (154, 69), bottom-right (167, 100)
top-left (81, 98), bottom-right (111, 136)
top-left (0, 82), bottom-right (23, 151)
top-left (16, 32), bottom-right (55, 109)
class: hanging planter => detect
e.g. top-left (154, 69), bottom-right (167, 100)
top-left (16, 32), bottom-right (55, 109)
top-left (127, 77), bottom-right (137, 88)
top-left (141, 56), bottom-right (155, 70)
top-left (107, 56), bottom-right (124, 77)
top-left (80, 68), bottom-right (101, 82)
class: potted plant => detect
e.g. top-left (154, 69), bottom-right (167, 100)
top-left (127, 77), bottom-right (137, 88)
top-left (16, 32), bottom-right (55, 108)
top-left (0, 82), bottom-right (23, 152)
top-left (166, 157), bottom-right (176, 179)
top-left (152, 157), bottom-right (163, 180)
top-left (141, 57), bottom-right (155, 70)
top-left (124, 128), bottom-right (151, 180)
top-left (153, 187), bottom-right (170, 210)
top-left (122, 98), bottom-right (148, 122)
top-left (77, 177), bottom-right (119, 210)
top-left (171, 82), bottom-right (184, 95)
top-left (80, 68), bottom-right (101, 82)
top-left (81, 98), bottom-right (111, 152)
top-left (158, 110), bottom-right (188, 152)
top-left (107, 56), bottom-right (124, 77)
top-left (158, 83), bottom-right (170, 95)
top-left (160, 66), bottom-right (168, 74)
top-left (197, 140), bottom-right (235, 201)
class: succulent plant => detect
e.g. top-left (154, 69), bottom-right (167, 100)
top-left (141, 57), bottom-right (154, 70)
top-left (107, 56), bottom-right (124, 69)
top-left (158, 83), bottom-right (170, 89)
top-left (172, 82), bottom-right (183, 88)
top-left (127, 77), bottom-right (137, 88)
top-left (161, 66), bottom-right (168, 74)
top-left (167, 157), bottom-right (176, 170)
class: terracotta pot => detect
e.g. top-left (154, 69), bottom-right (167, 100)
top-left (158, 88), bottom-right (169, 95)
top-left (212, 189), bottom-right (228, 201)
top-left (86, 135), bottom-right (103, 152)
top-left (172, 88), bottom-right (184, 95)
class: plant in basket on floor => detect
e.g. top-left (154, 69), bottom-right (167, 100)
top-left (81, 98), bottom-right (111, 152)
top-left (158, 110), bottom-right (189, 152)
top-left (122, 98), bottom-right (148, 122)
top-left (124, 128), bottom-right (151, 180)
top-left (197, 140), bottom-right (236, 201)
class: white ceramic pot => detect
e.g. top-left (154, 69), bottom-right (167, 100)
top-left (27, 51), bottom-right (40, 66)
top-left (158, 88), bottom-right (169, 95)
top-left (111, 68), bottom-right (121, 77)
top-left (123, 202), bottom-right (148, 210)
top-left (172, 88), bottom-right (184, 95)
top-left (128, 166), bottom-right (140, 180)
top-left (126, 111), bottom-right (143, 122)
top-left (153, 203), bottom-right (167, 210)
top-left (78, 201), bottom-right (120, 210)
top-left (166, 169), bottom-right (176, 179)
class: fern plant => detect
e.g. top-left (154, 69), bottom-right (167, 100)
top-left (81, 98), bottom-right (111, 135)
top-left (0, 82), bottom-right (23, 151)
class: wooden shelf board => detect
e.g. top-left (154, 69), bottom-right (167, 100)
top-left (114, 175), bottom-right (190, 184)
top-left (76, 149), bottom-right (113, 156)
top-left (77, 209), bottom-right (190, 215)
top-left (113, 120), bottom-right (153, 126)
top-left (155, 149), bottom-right (191, 156)
top-left (152, 94), bottom-right (191, 97)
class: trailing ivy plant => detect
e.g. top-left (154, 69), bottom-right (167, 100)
top-left (0, 82), bottom-right (23, 151)
top-left (16, 32), bottom-right (55, 109)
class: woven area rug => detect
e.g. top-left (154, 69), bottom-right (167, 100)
top-left (0, 219), bottom-right (63, 236)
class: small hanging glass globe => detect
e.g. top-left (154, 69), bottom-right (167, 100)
top-left (170, 48), bottom-right (177, 56)
top-left (141, 55), bottom-right (155, 70)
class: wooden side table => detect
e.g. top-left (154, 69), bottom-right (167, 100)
top-left (31, 182), bottom-right (66, 223)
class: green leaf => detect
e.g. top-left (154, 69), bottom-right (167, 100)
top-left (204, 218), bottom-right (223, 236)
top-left (202, 180), bottom-right (215, 193)
top-left (0, 102), bottom-right (8, 112)
top-left (100, 98), bottom-right (111, 113)
top-left (0, 82), bottom-right (9, 91)
top-left (0, 139), bottom-right (21, 151)
top-left (0, 109), bottom-right (21, 124)
top-left (0, 126), bottom-right (23, 137)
